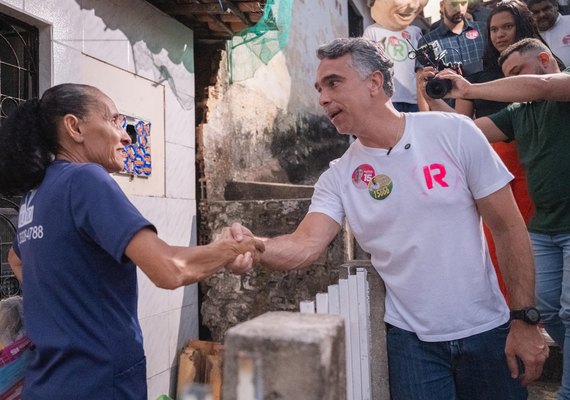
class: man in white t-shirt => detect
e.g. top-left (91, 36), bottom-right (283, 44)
top-left (226, 37), bottom-right (547, 399)
top-left (528, 0), bottom-right (570, 65)
top-left (363, 0), bottom-right (427, 112)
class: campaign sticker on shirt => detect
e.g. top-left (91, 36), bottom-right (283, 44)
top-left (352, 164), bottom-right (375, 189)
top-left (368, 174), bottom-right (393, 200)
top-left (402, 30), bottom-right (411, 40)
top-left (465, 30), bottom-right (479, 40)
top-left (388, 36), bottom-right (400, 46)
top-left (563, 35), bottom-right (570, 45)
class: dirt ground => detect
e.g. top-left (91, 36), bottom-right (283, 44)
top-left (529, 380), bottom-right (558, 400)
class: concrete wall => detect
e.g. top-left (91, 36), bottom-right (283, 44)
top-left (201, 0), bottom-right (372, 201)
top-left (0, 0), bottom-right (197, 397)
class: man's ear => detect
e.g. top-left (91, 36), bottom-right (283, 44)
top-left (537, 51), bottom-right (551, 68)
top-left (369, 71), bottom-right (385, 96)
top-left (61, 114), bottom-right (84, 144)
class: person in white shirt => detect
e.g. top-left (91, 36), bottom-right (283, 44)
top-left (528, 0), bottom-right (570, 65)
top-left (226, 37), bottom-right (548, 400)
top-left (363, 0), bottom-right (427, 112)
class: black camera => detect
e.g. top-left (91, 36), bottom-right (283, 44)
top-left (409, 42), bottom-right (462, 99)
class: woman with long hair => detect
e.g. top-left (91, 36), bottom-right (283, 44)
top-left (0, 83), bottom-right (264, 399)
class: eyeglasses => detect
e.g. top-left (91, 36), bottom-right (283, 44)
top-left (113, 114), bottom-right (128, 130)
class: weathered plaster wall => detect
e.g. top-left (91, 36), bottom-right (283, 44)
top-left (197, 0), bottom-right (373, 341)
top-left (201, 0), bottom-right (372, 201)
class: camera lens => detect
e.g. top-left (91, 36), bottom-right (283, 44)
top-left (426, 78), bottom-right (452, 99)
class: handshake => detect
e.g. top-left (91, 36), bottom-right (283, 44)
top-left (216, 223), bottom-right (265, 274)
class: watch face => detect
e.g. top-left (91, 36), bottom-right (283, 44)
top-left (526, 308), bottom-right (541, 323)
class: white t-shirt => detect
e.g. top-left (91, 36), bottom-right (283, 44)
top-left (309, 112), bottom-right (512, 342)
top-left (363, 24), bottom-right (422, 104)
top-left (542, 14), bottom-right (570, 67)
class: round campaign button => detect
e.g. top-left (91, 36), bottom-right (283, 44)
top-left (368, 174), bottom-right (394, 200)
top-left (352, 164), bottom-right (376, 189)
top-left (466, 30), bottom-right (479, 39)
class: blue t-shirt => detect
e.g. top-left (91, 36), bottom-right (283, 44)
top-left (12, 161), bottom-right (155, 399)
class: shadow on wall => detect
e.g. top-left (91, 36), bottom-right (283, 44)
top-left (76, 0), bottom-right (195, 109)
top-left (269, 113), bottom-right (349, 185)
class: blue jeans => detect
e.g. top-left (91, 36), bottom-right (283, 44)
top-left (386, 322), bottom-right (527, 400)
top-left (532, 232), bottom-right (570, 400)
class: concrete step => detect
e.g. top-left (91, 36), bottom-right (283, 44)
top-left (224, 180), bottom-right (314, 200)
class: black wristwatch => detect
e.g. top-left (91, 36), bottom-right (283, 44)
top-left (510, 307), bottom-right (541, 325)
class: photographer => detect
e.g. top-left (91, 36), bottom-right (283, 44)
top-left (415, 0), bottom-right (487, 110)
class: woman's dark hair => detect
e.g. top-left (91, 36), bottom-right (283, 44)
top-left (0, 83), bottom-right (99, 195)
top-left (482, 0), bottom-right (546, 70)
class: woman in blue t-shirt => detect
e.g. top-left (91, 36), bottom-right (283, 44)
top-left (0, 83), bottom-right (264, 399)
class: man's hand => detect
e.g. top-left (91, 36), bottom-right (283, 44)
top-left (219, 223), bottom-right (265, 273)
top-left (435, 68), bottom-right (473, 99)
top-left (505, 321), bottom-right (549, 386)
top-left (221, 222), bottom-right (256, 242)
top-left (416, 67), bottom-right (456, 112)
top-left (417, 66), bottom-right (437, 101)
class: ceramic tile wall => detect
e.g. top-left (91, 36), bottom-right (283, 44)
top-left (166, 143), bottom-right (196, 200)
top-left (0, 0), bottom-right (199, 396)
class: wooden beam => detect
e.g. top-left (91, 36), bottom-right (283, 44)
top-left (208, 14), bottom-right (235, 36)
top-left (220, 0), bottom-right (251, 26)
top-left (157, 2), bottom-right (261, 16)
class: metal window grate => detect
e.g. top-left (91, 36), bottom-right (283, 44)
top-left (0, 196), bottom-right (20, 299)
top-left (0, 12), bottom-right (38, 121)
top-left (0, 11), bottom-right (38, 299)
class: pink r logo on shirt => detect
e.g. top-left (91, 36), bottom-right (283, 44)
top-left (423, 164), bottom-right (449, 189)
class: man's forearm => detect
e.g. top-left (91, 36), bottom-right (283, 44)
top-left (465, 73), bottom-right (570, 103)
top-left (494, 225), bottom-right (535, 308)
top-left (260, 234), bottom-right (326, 271)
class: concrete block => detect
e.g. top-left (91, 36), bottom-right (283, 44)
top-left (223, 312), bottom-right (346, 400)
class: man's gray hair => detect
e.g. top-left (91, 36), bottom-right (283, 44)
top-left (317, 37), bottom-right (395, 97)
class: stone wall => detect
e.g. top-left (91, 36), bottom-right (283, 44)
top-left (200, 199), bottom-right (349, 341)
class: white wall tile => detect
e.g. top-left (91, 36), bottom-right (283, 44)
top-left (166, 143), bottom-right (195, 200)
top-left (166, 89), bottom-right (195, 148)
top-left (168, 282), bottom-right (198, 310)
top-left (83, 39), bottom-right (131, 72)
top-left (168, 304), bottom-right (199, 364)
top-left (147, 368), bottom-right (172, 400)
top-left (81, 5), bottom-right (129, 41)
top-left (25, 0), bottom-right (83, 51)
top-left (163, 198), bottom-right (196, 246)
top-left (128, 196), bottom-right (196, 246)
top-left (0, 0), bottom-right (23, 10)
top-left (53, 41), bottom-right (81, 84)
top-left (140, 312), bottom-right (171, 378)
top-left (137, 271), bottom-right (171, 319)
